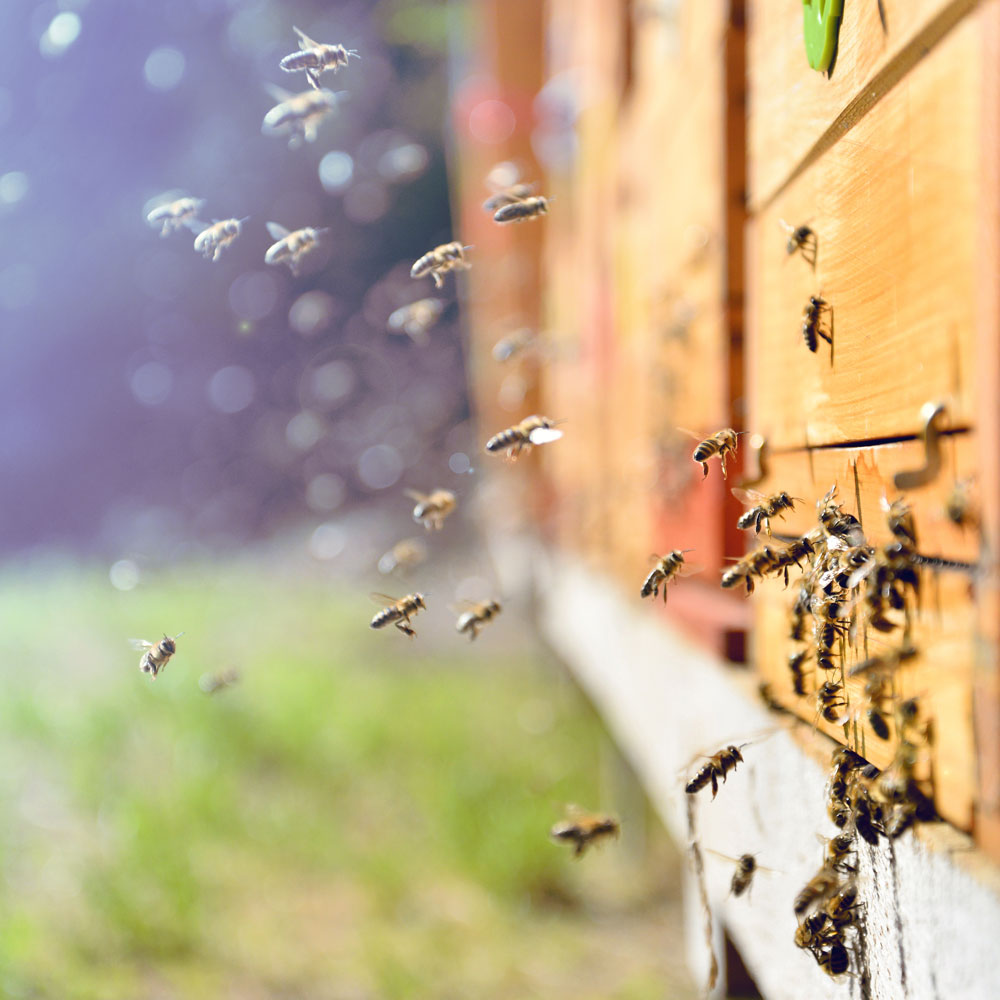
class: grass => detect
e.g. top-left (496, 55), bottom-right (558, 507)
top-left (0, 557), bottom-right (694, 999)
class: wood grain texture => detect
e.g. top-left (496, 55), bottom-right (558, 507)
top-left (747, 0), bottom-right (980, 208)
top-left (747, 10), bottom-right (982, 450)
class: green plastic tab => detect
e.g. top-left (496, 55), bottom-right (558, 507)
top-left (802, 0), bottom-right (844, 73)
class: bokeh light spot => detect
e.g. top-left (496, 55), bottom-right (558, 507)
top-left (289, 290), bottom-right (335, 336)
top-left (0, 172), bottom-right (30, 205)
top-left (318, 151), bottom-right (354, 192)
top-left (305, 473), bottom-right (346, 512)
top-left (357, 444), bottom-right (403, 490)
top-left (130, 362), bottom-right (172, 406)
top-left (208, 365), bottom-right (255, 414)
top-left (309, 522), bottom-right (346, 560)
top-left (448, 451), bottom-right (471, 475)
top-left (377, 143), bottom-right (429, 182)
top-left (468, 99), bottom-right (516, 144)
top-left (109, 559), bottom-right (140, 591)
top-left (343, 181), bottom-right (389, 224)
top-left (40, 12), bottom-right (81, 57)
top-left (229, 271), bottom-right (279, 321)
top-left (144, 46), bottom-right (186, 91)
top-left (286, 411), bottom-right (324, 451)
top-left (311, 361), bottom-right (355, 404)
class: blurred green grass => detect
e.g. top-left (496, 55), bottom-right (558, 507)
top-left (0, 559), bottom-right (693, 999)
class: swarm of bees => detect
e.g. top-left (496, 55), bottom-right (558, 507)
top-left (550, 805), bottom-right (621, 857)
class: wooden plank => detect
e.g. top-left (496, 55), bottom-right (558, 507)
top-left (747, 10), bottom-right (982, 450)
top-left (742, 438), bottom-right (980, 831)
top-left (747, 0), bottom-right (979, 208)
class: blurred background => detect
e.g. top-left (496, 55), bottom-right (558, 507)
top-left (0, 1), bottom-right (694, 997)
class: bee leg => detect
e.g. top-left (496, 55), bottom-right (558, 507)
top-left (700, 461), bottom-right (709, 478)
top-left (306, 68), bottom-right (320, 90)
top-left (432, 271), bottom-right (444, 289)
top-left (710, 771), bottom-right (719, 798)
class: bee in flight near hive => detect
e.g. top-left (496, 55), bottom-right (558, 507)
top-left (405, 488), bottom-right (456, 531)
top-left (369, 592), bottom-right (427, 637)
top-left (146, 196), bottom-right (205, 237)
top-left (264, 221), bottom-right (327, 276)
top-left (279, 26), bottom-right (359, 90)
top-left (453, 599), bottom-right (502, 641)
top-left (732, 488), bottom-right (802, 536)
top-left (199, 668), bottom-right (240, 694)
top-left (685, 744), bottom-right (746, 798)
top-left (130, 632), bottom-right (184, 679)
top-left (193, 217), bottom-right (248, 262)
top-left (706, 851), bottom-right (776, 898)
top-left (483, 182), bottom-right (536, 213)
top-left (485, 415), bottom-right (563, 459)
top-left (410, 241), bottom-right (472, 289)
top-left (377, 538), bottom-right (428, 577)
top-left (801, 294), bottom-right (833, 355)
top-left (482, 159), bottom-right (535, 212)
top-left (262, 85), bottom-right (343, 148)
top-left (640, 549), bottom-right (695, 602)
top-left (780, 219), bottom-right (818, 269)
top-left (681, 427), bottom-right (741, 479)
top-left (493, 195), bottom-right (550, 224)
top-left (550, 805), bottom-right (621, 858)
top-left (386, 298), bottom-right (443, 346)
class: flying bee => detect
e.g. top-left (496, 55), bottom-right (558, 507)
top-left (264, 222), bottom-right (328, 276)
top-left (491, 327), bottom-right (538, 362)
top-left (493, 195), bottom-right (550, 224)
top-left (706, 851), bottom-right (776, 898)
top-left (482, 182), bottom-right (535, 213)
top-left (720, 545), bottom-right (779, 595)
top-left (793, 864), bottom-right (841, 915)
top-left (377, 537), bottom-right (428, 576)
top-left (199, 668), bottom-right (240, 694)
top-left (770, 535), bottom-right (815, 585)
top-left (780, 219), bottom-right (817, 269)
top-left (802, 295), bottom-right (833, 355)
top-left (279, 26), bottom-right (359, 90)
top-left (485, 414), bottom-right (563, 459)
top-left (550, 805), bottom-right (621, 857)
top-left (681, 427), bottom-right (740, 479)
top-left (146, 196), bottom-right (205, 237)
top-left (386, 298), bottom-right (443, 346)
top-left (262, 85), bottom-right (342, 147)
top-left (847, 643), bottom-right (918, 678)
top-left (369, 593), bottom-right (427, 637)
top-left (685, 744), bottom-right (745, 798)
top-left (640, 549), bottom-right (695, 602)
top-left (453, 599), bottom-right (502, 641)
top-left (129, 632), bottom-right (184, 679)
top-left (410, 241), bottom-right (472, 288)
top-left (404, 488), bottom-right (456, 531)
top-left (732, 488), bottom-right (801, 535)
top-left (193, 217), bottom-right (248, 262)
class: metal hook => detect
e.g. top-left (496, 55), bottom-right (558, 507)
top-left (893, 402), bottom-right (947, 490)
top-left (737, 434), bottom-right (769, 489)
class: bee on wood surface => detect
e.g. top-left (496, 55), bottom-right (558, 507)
top-left (410, 241), bottom-right (472, 288)
top-left (685, 745), bottom-right (745, 798)
top-left (640, 549), bottom-right (694, 602)
top-left (146, 196), bottom-right (205, 237)
top-left (781, 219), bottom-right (818, 269)
top-left (493, 195), bottom-right (550, 224)
top-left (824, 883), bottom-right (859, 928)
top-left (264, 222), bottom-right (327, 276)
top-left (788, 649), bottom-right (810, 695)
top-left (802, 295), bottom-right (833, 354)
top-left (883, 496), bottom-right (917, 548)
top-left (130, 632), bottom-right (184, 679)
top-left (482, 182), bottom-right (535, 213)
top-left (817, 486), bottom-right (866, 547)
top-left (262, 86), bottom-right (342, 147)
top-left (199, 668), bottom-right (240, 694)
top-left (816, 680), bottom-right (845, 723)
top-left (824, 833), bottom-right (856, 871)
top-left (550, 805), bottom-right (621, 857)
top-left (369, 593), bottom-right (427, 637)
top-left (789, 585), bottom-right (811, 640)
top-left (817, 941), bottom-right (851, 977)
top-left (386, 298), bottom-right (443, 345)
top-left (405, 488), bottom-right (456, 531)
top-left (453, 599), bottom-right (502, 641)
top-left (682, 427), bottom-right (740, 479)
top-left (377, 537), bottom-right (428, 577)
top-left (849, 780), bottom-right (883, 846)
top-left (279, 26), bottom-right (359, 90)
top-left (732, 488), bottom-right (801, 535)
top-left (193, 217), bottom-right (247, 262)
top-left (485, 414), bottom-right (563, 459)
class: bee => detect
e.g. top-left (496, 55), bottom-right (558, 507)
top-left (369, 593), bottom-right (427, 637)
top-left (485, 414), bottom-right (563, 459)
top-left (789, 585), bottom-right (811, 640)
top-left (491, 327), bottom-right (537, 362)
top-left (483, 182), bottom-right (535, 213)
top-left (377, 537), bottom-right (428, 577)
top-left (817, 486), bottom-right (866, 547)
top-left (883, 496), bottom-right (917, 548)
top-left (683, 427), bottom-right (740, 479)
top-left (493, 195), bottom-right (550, 224)
top-left (410, 241), bottom-right (472, 288)
top-left (193, 217), bottom-right (247, 262)
top-left (817, 941), bottom-right (850, 977)
top-left (945, 477), bottom-right (978, 529)
top-left (788, 649), bottom-right (810, 695)
top-left (262, 85), bottom-right (342, 147)
top-left (794, 911), bottom-right (833, 951)
top-left (264, 222), bottom-right (328, 276)
top-left (129, 632), bottom-right (184, 679)
top-left (405, 488), bottom-right (456, 531)
top-left (453, 599), bottom-right (502, 641)
top-left (729, 854), bottom-right (759, 897)
top-left (770, 535), bottom-right (816, 585)
top-left (387, 298), bottom-right (444, 346)
top-left (824, 883), bottom-right (859, 927)
top-left (732, 488), bottom-right (801, 535)
top-left (849, 781), bottom-right (883, 846)
top-left (199, 668), bottom-right (240, 694)
top-left (640, 549), bottom-right (694, 602)
top-left (816, 680), bottom-right (845, 723)
top-left (793, 864), bottom-right (841, 915)
top-left (824, 833), bottom-right (856, 871)
top-left (720, 545), bottom-right (778, 595)
top-left (847, 643), bottom-right (918, 678)
top-left (781, 219), bottom-right (818, 269)
top-left (550, 805), bottom-right (621, 857)
top-left (279, 26), bottom-right (359, 90)
top-left (146, 196), bottom-right (205, 237)
top-left (802, 295), bottom-right (833, 354)
top-left (685, 745), bottom-right (745, 798)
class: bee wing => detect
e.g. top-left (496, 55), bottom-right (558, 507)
top-left (528, 427), bottom-right (563, 445)
top-left (676, 562), bottom-right (704, 577)
top-left (370, 592), bottom-right (401, 605)
top-left (705, 848), bottom-right (741, 864)
top-left (129, 638), bottom-right (154, 651)
top-left (676, 426), bottom-right (705, 442)
top-left (266, 221), bottom-right (291, 241)
top-left (731, 486), bottom-right (767, 505)
top-left (292, 25), bottom-right (320, 49)
top-left (404, 488), bottom-right (430, 503)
